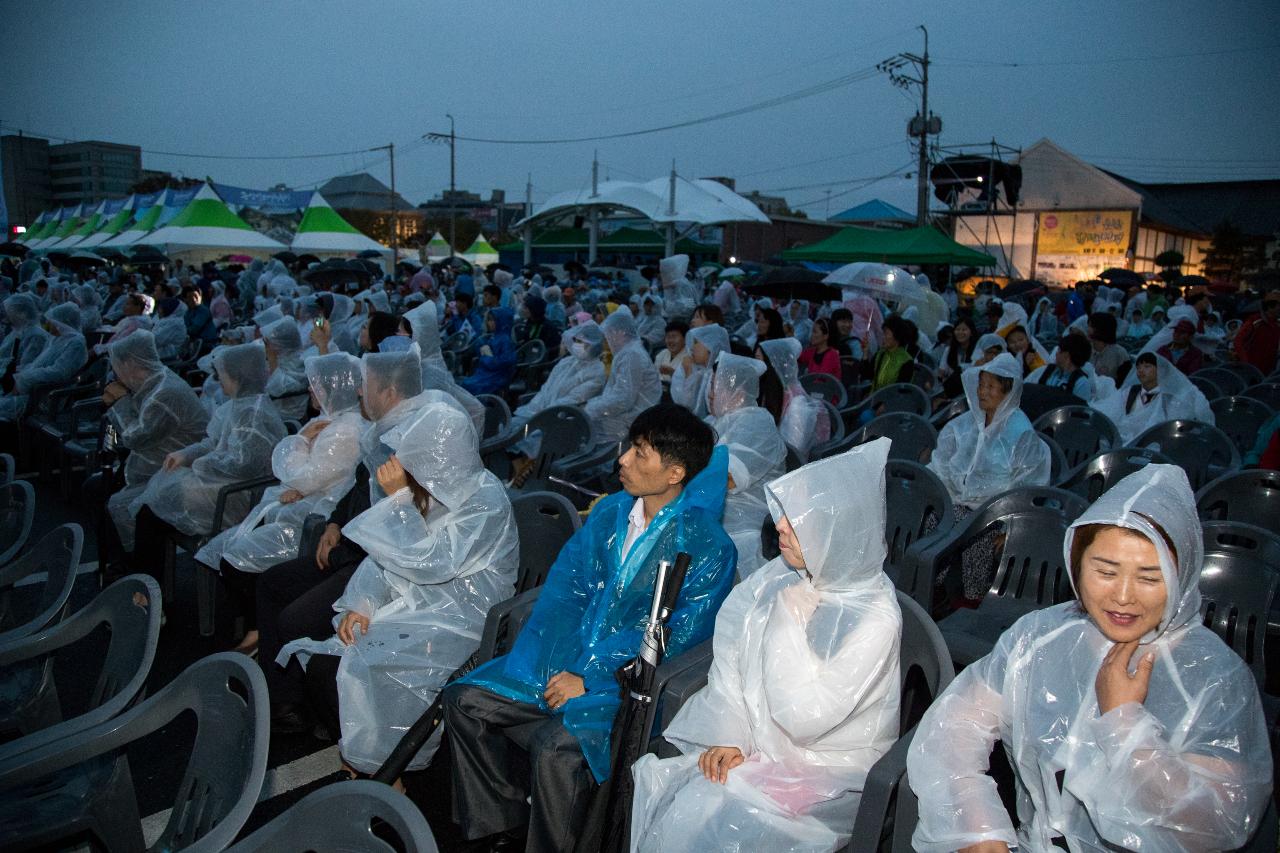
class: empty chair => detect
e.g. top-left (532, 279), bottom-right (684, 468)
top-left (1033, 405), bottom-right (1120, 470)
top-left (1217, 361), bottom-right (1267, 387)
top-left (1040, 433), bottom-right (1070, 485)
top-left (0, 480), bottom-right (36, 567)
top-left (476, 393), bottom-right (512, 441)
top-left (1195, 367), bottom-right (1248, 397)
top-left (1242, 382), bottom-right (1280, 412)
top-left (1190, 373), bottom-right (1224, 401)
top-left (883, 460), bottom-right (955, 586)
top-left (910, 487), bottom-right (1089, 660)
top-left (225, 780), bottom-right (438, 853)
top-left (841, 383), bottom-right (931, 429)
top-left (481, 405), bottom-right (591, 487)
top-left (800, 371), bottom-right (848, 408)
top-left (515, 338), bottom-right (547, 366)
top-left (809, 399), bottom-right (847, 459)
top-left (1197, 469), bottom-right (1280, 536)
top-left (1197, 522), bottom-right (1280, 690)
top-left (833, 412), bottom-right (938, 464)
top-left (929, 396), bottom-right (968, 429)
top-left (1211, 396), bottom-right (1275, 454)
top-left (0, 575), bottom-right (160, 758)
top-left (0, 523), bottom-right (82, 646)
top-left (1017, 382), bottom-right (1082, 422)
top-left (511, 491), bottom-right (581, 592)
top-left (1060, 446), bottom-right (1174, 502)
top-left (0, 653), bottom-right (269, 853)
top-left (1134, 419), bottom-right (1241, 490)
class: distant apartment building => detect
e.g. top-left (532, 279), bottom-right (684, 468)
top-left (1, 134), bottom-right (53, 231)
top-left (47, 140), bottom-right (143, 205)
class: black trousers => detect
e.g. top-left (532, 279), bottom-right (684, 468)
top-left (130, 505), bottom-right (176, 583)
top-left (442, 682), bottom-right (597, 853)
top-left (219, 559), bottom-right (257, 628)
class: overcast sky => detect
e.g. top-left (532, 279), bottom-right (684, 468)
top-left (4, 0), bottom-right (1278, 218)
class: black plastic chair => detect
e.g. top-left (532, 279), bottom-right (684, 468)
top-left (830, 412), bottom-right (937, 464)
top-left (476, 393), bottom-right (512, 441)
top-left (0, 453), bottom-right (12, 486)
top-left (1018, 382), bottom-right (1084, 423)
top-left (511, 491), bottom-right (581, 592)
top-left (515, 338), bottom-right (547, 367)
top-left (1197, 522), bottom-right (1280, 690)
top-left (883, 461), bottom-right (955, 588)
top-left (1060, 446), bottom-right (1174, 502)
top-left (1195, 367), bottom-right (1249, 398)
top-left (225, 780), bottom-right (438, 852)
top-left (1040, 434), bottom-right (1070, 486)
top-left (0, 523), bottom-right (82, 647)
top-left (914, 487), bottom-right (1089, 661)
top-left (800, 372), bottom-right (848, 409)
top-left (1217, 361), bottom-right (1267, 387)
top-left (0, 652), bottom-right (269, 853)
top-left (809, 399), bottom-right (848, 459)
top-left (1190, 373), bottom-right (1224, 401)
top-left (481, 405), bottom-right (592, 488)
top-left (1197, 469), bottom-right (1280, 537)
top-left (0, 479), bottom-right (36, 567)
top-left (1033, 406), bottom-right (1121, 470)
top-left (0, 574), bottom-right (160, 759)
top-left (1134, 419), bottom-right (1241, 491)
top-left (906, 361), bottom-right (939, 397)
top-left (929, 396), bottom-right (968, 429)
top-left (1242, 382), bottom-right (1280, 413)
top-left (1211, 396), bottom-right (1275, 455)
top-left (841, 383), bottom-right (931, 427)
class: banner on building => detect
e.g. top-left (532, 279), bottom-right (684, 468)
top-left (1036, 210), bottom-right (1133, 256)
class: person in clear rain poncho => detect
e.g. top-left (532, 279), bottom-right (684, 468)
top-left (444, 405), bottom-right (736, 853)
top-left (101, 331), bottom-right (210, 554)
top-left (281, 399), bottom-right (518, 777)
top-left (707, 351), bottom-right (787, 579)
top-left (150, 297), bottom-right (188, 361)
top-left (0, 294), bottom-right (50, 379)
top-left (402, 300), bottom-right (486, 437)
top-left (908, 464), bottom-right (1273, 851)
top-left (660, 254), bottom-right (698, 322)
top-left (631, 438), bottom-right (902, 853)
top-left (670, 322), bottom-right (730, 418)
top-left (759, 337), bottom-right (829, 461)
top-left (0, 302), bottom-right (87, 421)
top-left (1091, 352), bottom-right (1214, 445)
top-left (584, 306), bottom-right (662, 447)
top-left (258, 316), bottom-right (310, 421)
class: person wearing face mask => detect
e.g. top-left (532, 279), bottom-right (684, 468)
top-left (260, 317), bottom-right (310, 421)
top-left (631, 439), bottom-right (902, 853)
top-left (1092, 352), bottom-right (1213, 445)
top-left (671, 322), bottom-right (730, 419)
top-left (908, 465), bottom-right (1273, 851)
top-left (0, 303), bottom-right (87, 422)
top-left (585, 306), bottom-right (662, 448)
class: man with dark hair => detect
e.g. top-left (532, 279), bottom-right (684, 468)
top-left (1086, 311), bottom-right (1128, 380)
top-left (1156, 318), bottom-right (1204, 375)
top-left (444, 403), bottom-right (737, 853)
top-left (1233, 295), bottom-right (1280, 375)
top-left (180, 284), bottom-right (218, 348)
top-left (1037, 333), bottom-right (1093, 400)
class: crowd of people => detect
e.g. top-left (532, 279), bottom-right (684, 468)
top-left (0, 246), bottom-right (1277, 851)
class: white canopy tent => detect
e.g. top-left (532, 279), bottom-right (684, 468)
top-left (136, 183), bottom-right (284, 261)
top-left (289, 191), bottom-right (392, 257)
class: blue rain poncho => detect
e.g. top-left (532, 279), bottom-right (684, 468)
top-left (460, 307), bottom-right (517, 396)
top-left (105, 331), bottom-right (211, 551)
top-left (460, 445), bottom-right (738, 782)
top-left (0, 303), bottom-right (87, 422)
top-left (631, 439), bottom-right (902, 853)
top-left (585, 307), bottom-right (662, 446)
top-left (281, 400), bottom-right (518, 773)
top-left (908, 464), bottom-right (1273, 851)
top-left (0, 294), bottom-right (50, 377)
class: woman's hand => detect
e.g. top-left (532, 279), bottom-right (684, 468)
top-left (698, 746), bottom-right (745, 783)
top-left (299, 419), bottom-right (329, 441)
top-left (479, 345), bottom-right (493, 357)
top-left (337, 610), bottom-right (370, 645)
top-left (780, 578), bottom-right (820, 621)
top-left (310, 320), bottom-right (332, 354)
top-left (1095, 640), bottom-right (1154, 714)
top-left (543, 672), bottom-right (585, 710)
top-left (679, 356), bottom-right (693, 376)
top-left (376, 456), bottom-right (410, 495)
top-left (278, 488), bottom-right (304, 504)
top-left (161, 451), bottom-right (187, 472)
top-left (959, 843), bottom-right (1010, 853)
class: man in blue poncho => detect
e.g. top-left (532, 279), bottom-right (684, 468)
top-left (460, 306), bottom-right (517, 395)
top-left (443, 404), bottom-right (737, 853)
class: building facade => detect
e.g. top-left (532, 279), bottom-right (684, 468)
top-left (1, 134), bottom-right (53, 232)
top-left (47, 140), bottom-right (142, 206)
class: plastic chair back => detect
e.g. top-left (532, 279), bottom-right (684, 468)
top-left (0, 523), bottom-right (82, 645)
top-left (1198, 522), bottom-right (1280, 689)
top-left (1242, 382), bottom-right (1280, 413)
top-left (1040, 434), bottom-right (1070, 486)
top-left (1211, 396), bottom-right (1275, 454)
top-left (475, 587), bottom-right (543, 665)
top-left (1061, 446), bottom-right (1174, 502)
top-left (907, 361), bottom-right (939, 396)
top-left (476, 394), bottom-right (512, 440)
top-left (884, 461), bottom-right (955, 583)
top-left (0, 574), bottom-right (161, 759)
top-left (515, 338), bottom-right (547, 366)
top-left (1190, 374), bottom-right (1224, 401)
top-left (0, 480), bottom-right (36, 567)
top-left (522, 405), bottom-right (592, 482)
top-left (1135, 419), bottom-right (1241, 490)
top-left (1197, 469), bottom-right (1280, 537)
top-left (800, 372), bottom-right (847, 408)
top-left (863, 383), bottom-right (931, 419)
top-left (0, 454), bottom-right (13, 486)
top-left (1195, 367), bottom-right (1247, 397)
top-left (1218, 361), bottom-right (1267, 386)
top-left (1018, 382), bottom-right (1082, 422)
top-left (929, 396), bottom-right (968, 429)
top-left (896, 590), bottom-right (955, 734)
top-left (837, 412), bottom-right (937, 464)
top-left (809, 399), bottom-right (847, 459)
top-left (981, 487), bottom-right (1089, 608)
top-left (512, 491), bottom-right (581, 593)
top-left (225, 780), bottom-right (438, 852)
top-left (1033, 405), bottom-right (1120, 470)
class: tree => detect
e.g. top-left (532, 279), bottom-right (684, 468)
top-left (1154, 249), bottom-right (1183, 280)
top-left (127, 173), bottom-right (201, 195)
top-left (1200, 220), bottom-right (1264, 284)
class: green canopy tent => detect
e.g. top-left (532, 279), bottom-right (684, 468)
top-left (289, 191), bottom-right (391, 257)
top-left (48, 200), bottom-right (109, 250)
top-left (15, 209), bottom-right (54, 244)
top-left (461, 230), bottom-right (499, 266)
top-left (29, 204), bottom-right (85, 250)
top-left (78, 195), bottom-right (140, 249)
top-left (781, 225), bottom-right (997, 266)
top-left (424, 231), bottom-right (454, 261)
top-left (136, 182), bottom-right (284, 260)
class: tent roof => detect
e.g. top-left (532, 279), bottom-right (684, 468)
top-left (519, 176), bottom-right (770, 228)
top-left (830, 198), bottom-right (915, 223)
top-left (463, 231), bottom-right (496, 254)
top-left (781, 225), bottom-right (998, 266)
top-left (29, 204), bottom-right (86, 249)
top-left (137, 184), bottom-right (285, 252)
top-left (290, 191), bottom-right (391, 254)
top-left (78, 196), bottom-right (139, 247)
top-left (495, 225), bottom-right (718, 255)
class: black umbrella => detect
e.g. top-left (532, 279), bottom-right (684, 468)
top-left (1174, 274), bottom-right (1210, 290)
top-left (999, 279), bottom-right (1048, 300)
top-left (743, 266), bottom-right (842, 302)
top-left (127, 245), bottom-right (168, 262)
top-left (302, 258), bottom-right (362, 287)
top-left (295, 253), bottom-right (321, 267)
top-left (1097, 268), bottom-right (1143, 287)
top-left (576, 553), bottom-right (692, 853)
top-left (92, 246), bottom-right (126, 259)
top-left (0, 241), bottom-right (29, 258)
top-left (272, 250), bottom-right (298, 263)
top-left (356, 248), bottom-right (385, 259)
top-left (486, 262), bottom-right (512, 274)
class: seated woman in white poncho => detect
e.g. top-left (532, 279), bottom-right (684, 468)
top-left (280, 399), bottom-right (518, 781)
top-left (1091, 351), bottom-right (1214, 445)
top-left (907, 464), bottom-right (1272, 852)
top-left (260, 316), bottom-right (310, 421)
top-left (670, 323), bottom-right (729, 418)
top-left (631, 439), bottom-right (902, 853)
top-left (706, 351), bottom-right (786, 580)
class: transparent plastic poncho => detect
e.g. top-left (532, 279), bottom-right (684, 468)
top-left (760, 337), bottom-right (827, 461)
top-left (1090, 353), bottom-right (1215, 445)
top-left (632, 439), bottom-right (902, 852)
top-left (660, 254), bottom-right (698, 320)
top-left (405, 301), bottom-right (487, 438)
top-left (196, 352), bottom-right (364, 573)
top-left (908, 464), bottom-right (1273, 851)
top-left (0, 303), bottom-right (87, 421)
top-left (927, 353), bottom-right (1051, 509)
top-left (261, 316), bottom-right (310, 420)
top-left (280, 400), bottom-right (519, 773)
top-left (670, 323), bottom-right (729, 419)
top-left (460, 445), bottom-right (738, 782)
top-left (585, 307), bottom-right (662, 445)
top-left (0, 293), bottom-right (50, 376)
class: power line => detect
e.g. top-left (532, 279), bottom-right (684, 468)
top-left (933, 42), bottom-right (1280, 68)
top-left (790, 163), bottom-right (916, 208)
top-left (0, 123), bottom-right (392, 161)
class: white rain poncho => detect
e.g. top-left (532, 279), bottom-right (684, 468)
top-left (637, 295), bottom-right (667, 346)
top-left (403, 301), bottom-right (486, 438)
top-left (105, 331), bottom-right (211, 551)
top-left (73, 284), bottom-right (102, 333)
top-left (660, 254), bottom-right (698, 321)
top-left (760, 338), bottom-right (827, 461)
top-left (928, 353), bottom-right (1051, 509)
top-left (709, 352), bottom-right (787, 580)
top-left (908, 464), bottom-right (1273, 851)
top-left (788, 300), bottom-right (814, 346)
top-left (139, 342), bottom-right (288, 536)
top-left (0, 294), bottom-right (50, 377)
top-left (151, 302), bottom-right (188, 361)
top-left (261, 317), bottom-right (310, 421)
top-left (1029, 296), bottom-right (1060, 340)
top-left (280, 400), bottom-right (518, 773)
top-left (671, 323), bottom-right (730, 418)
top-left (0, 303), bottom-right (87, 422)
top-left (632, 438), bottom-right (902, 853)
top-left (1091, 354), bottom-right (1214, 445)
top-left (510, 321), bottom-right (608, 458)
top-left (1140, 304), bottom-right (1217, 360)
top-left (196, 353), bottom-right (364, 573)
top-left (585, 306), bottom-right (662, 445)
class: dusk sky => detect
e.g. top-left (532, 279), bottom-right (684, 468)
top-left (5, 0), bottom-right (1278, 218)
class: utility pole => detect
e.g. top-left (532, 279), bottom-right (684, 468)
top-left (388, 142), bottom-right (397, 272)
top-left (523, 173), bottom-right (533, 268)
top-left (423, 116), bottom-right (458, 260)
top-left (879, 25), bottom-right (937, 227)
top-left (588, 151), bottom-right (599, 265)
top-left (665, 160), bottom-right (677, 257)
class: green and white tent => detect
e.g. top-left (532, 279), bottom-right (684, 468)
top-left (102, 193), bottom-right (169, 248)
top-left (461, 230), bottom-right (498, 266)
top-left (78, 195), bottom-right (139, 249)
top-left (49, 200), bottom-right (108, 250)
top-left (136, 183), bottom-right (284, 259)
top-left (16, 209), bottom-right (53, 244)
top-left (289, 191), bottom-right (390, 256)
top-left (29, 204), bottom-right (85, 250)
top-left (424, 231), bottom-right (453, 261)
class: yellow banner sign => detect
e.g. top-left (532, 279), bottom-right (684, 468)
top-left (1037, 210), bottom-right (1132, 255)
